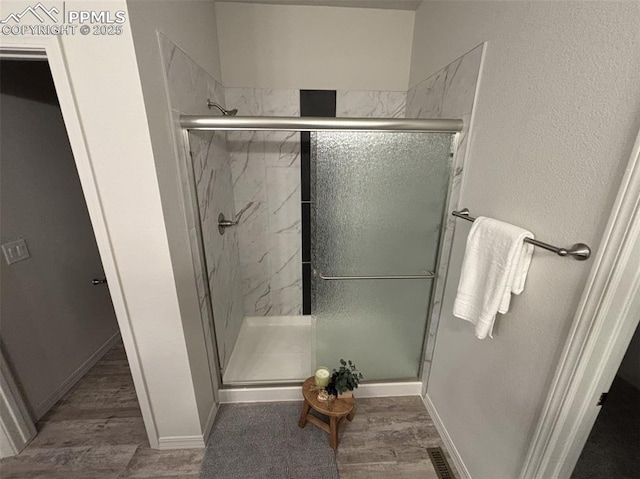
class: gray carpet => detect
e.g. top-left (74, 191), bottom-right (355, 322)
top-left (200, 401), bottom-right (339, 479)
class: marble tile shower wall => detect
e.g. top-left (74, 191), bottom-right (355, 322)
top-left (225, 88), bottom-right (407, 317)
top-left (336, 90), bottom-right (406, 118)
top-left (224, 88), bottom-right (302, 316)
top-left (158, 31), bottom-right (481, 382)
top-left (189, 130), bottom-right (245, 370)
top-left (405, 43), bottom-right (485, 392)
top-left (159, 34), bottom-right (244, 370)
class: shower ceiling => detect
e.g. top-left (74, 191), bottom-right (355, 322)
top-left (217, 0), bottom-right (422, 11)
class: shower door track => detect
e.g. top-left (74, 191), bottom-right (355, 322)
top-left (180, 115), bottom-right (463, 132)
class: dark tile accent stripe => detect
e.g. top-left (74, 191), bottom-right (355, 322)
top-left (300, 90), bottom-right (336, 315)
top-left (300, 90), bottom-right (336, 117)
top-left (302, 203), bottom-right (311, 262)
top-left (302, 263), bottom-right (312, 315)
top-left (301, 132), bottom-right (311, 202)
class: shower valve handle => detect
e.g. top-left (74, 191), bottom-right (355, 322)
top-left (218, 219), bottom-right (238, 227)
top-left (218, 213), bottom-right (238, 235)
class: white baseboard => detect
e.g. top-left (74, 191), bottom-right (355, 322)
top-left (202, 401), bottom-right (218, 444)
top-left (156, 403), bottom-right (218, 450)
top-left (158, 403), bottom-right (218, 451)
top-left (33, 331), bottom-right (121, 420)
top-left (423, 394), bottom-right (471, 479)
top-left (219, 381), bottom-right (422, 404)
top-left (157, 435), bottom-right (205, 450)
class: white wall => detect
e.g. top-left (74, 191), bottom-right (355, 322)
top-left (410, 2), bottom-right (640, 478)
top-left (129, 0), bottom-right (222, 81)
top-left (215, 2), bottom-right (415, 90)
top-left (0, 0), bottom-right (210, 446)
top-left (0, 69), bottom-right (119, 419)
top-left (126, 0), bottom-right (223, 435)
top-left (59, 1), bottom-right (206, 443)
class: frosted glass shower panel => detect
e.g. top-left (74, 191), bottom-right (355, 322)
top-left (312, 131), bottom-right (454, 381)
top-left (313, 132), bottom-right (453, 277)
top-left (314, 278), bottom-right (432, 380)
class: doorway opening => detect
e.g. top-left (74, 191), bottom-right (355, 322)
top-left (572, 321), bottom-right (640, 478)
top-left (0, 58), bottom-right (147, 463)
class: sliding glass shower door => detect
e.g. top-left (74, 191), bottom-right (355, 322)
top-left (312, 131), bottom-right (454, 381)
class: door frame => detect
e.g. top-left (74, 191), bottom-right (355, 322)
top-left (0, 36), bottom-right (159, 450)
top-left (520, 127), bottom-right (640, 478)
top-left (0, 350), bottom-right (37, 457)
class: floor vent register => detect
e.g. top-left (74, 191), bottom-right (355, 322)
top-left (427, 447), bottom-right (456, 479)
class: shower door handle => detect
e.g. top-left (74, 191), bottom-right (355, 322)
top-left (92, 278), bottom-right (107, 285)
top-left (314, 270), bottom-right (435, 280)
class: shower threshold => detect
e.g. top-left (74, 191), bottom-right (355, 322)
top-left (222, 315), bottom-right (314, 386)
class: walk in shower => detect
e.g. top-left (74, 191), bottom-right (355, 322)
top-left (181, 115), bottom-right (462, 387)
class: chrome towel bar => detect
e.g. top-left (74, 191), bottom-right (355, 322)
top-left (452, 209), bottom-right (591, 260)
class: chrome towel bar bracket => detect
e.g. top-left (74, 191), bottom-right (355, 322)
top-left (452, 209), bottom-right (591, 260)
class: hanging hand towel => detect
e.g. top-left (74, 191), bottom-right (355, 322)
top-left (453, 217), bottom-right (534, 339)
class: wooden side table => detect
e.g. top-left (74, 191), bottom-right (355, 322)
top-left (298, 376), bottom-right (355, 449)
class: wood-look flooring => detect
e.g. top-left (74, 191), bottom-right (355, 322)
top-left (1, 342), bottom-right (457, 478)
top-left (0, 343), bottom-right (204, 479)
top-left (336, 396), bottom-right (458, 478)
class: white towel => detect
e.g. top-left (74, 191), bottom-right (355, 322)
top-left (453, 216), bottom-right (534, 339)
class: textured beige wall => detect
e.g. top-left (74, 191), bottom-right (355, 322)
top-left (215, 2), bottom-right (415, 90)
top-left (410, 2), bottom-right (640, 478)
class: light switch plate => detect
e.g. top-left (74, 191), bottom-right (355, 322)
top-left (2, 238), bottom-right (30, 265)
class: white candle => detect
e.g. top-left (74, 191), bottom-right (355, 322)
top-left (314, 367), bottom-right (331, 388)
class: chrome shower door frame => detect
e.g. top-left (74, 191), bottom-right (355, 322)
top-left (179, 115), bottom-right (464, 388)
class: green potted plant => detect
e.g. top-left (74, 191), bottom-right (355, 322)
top-left (326, 359), bottom-right (363, 398)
